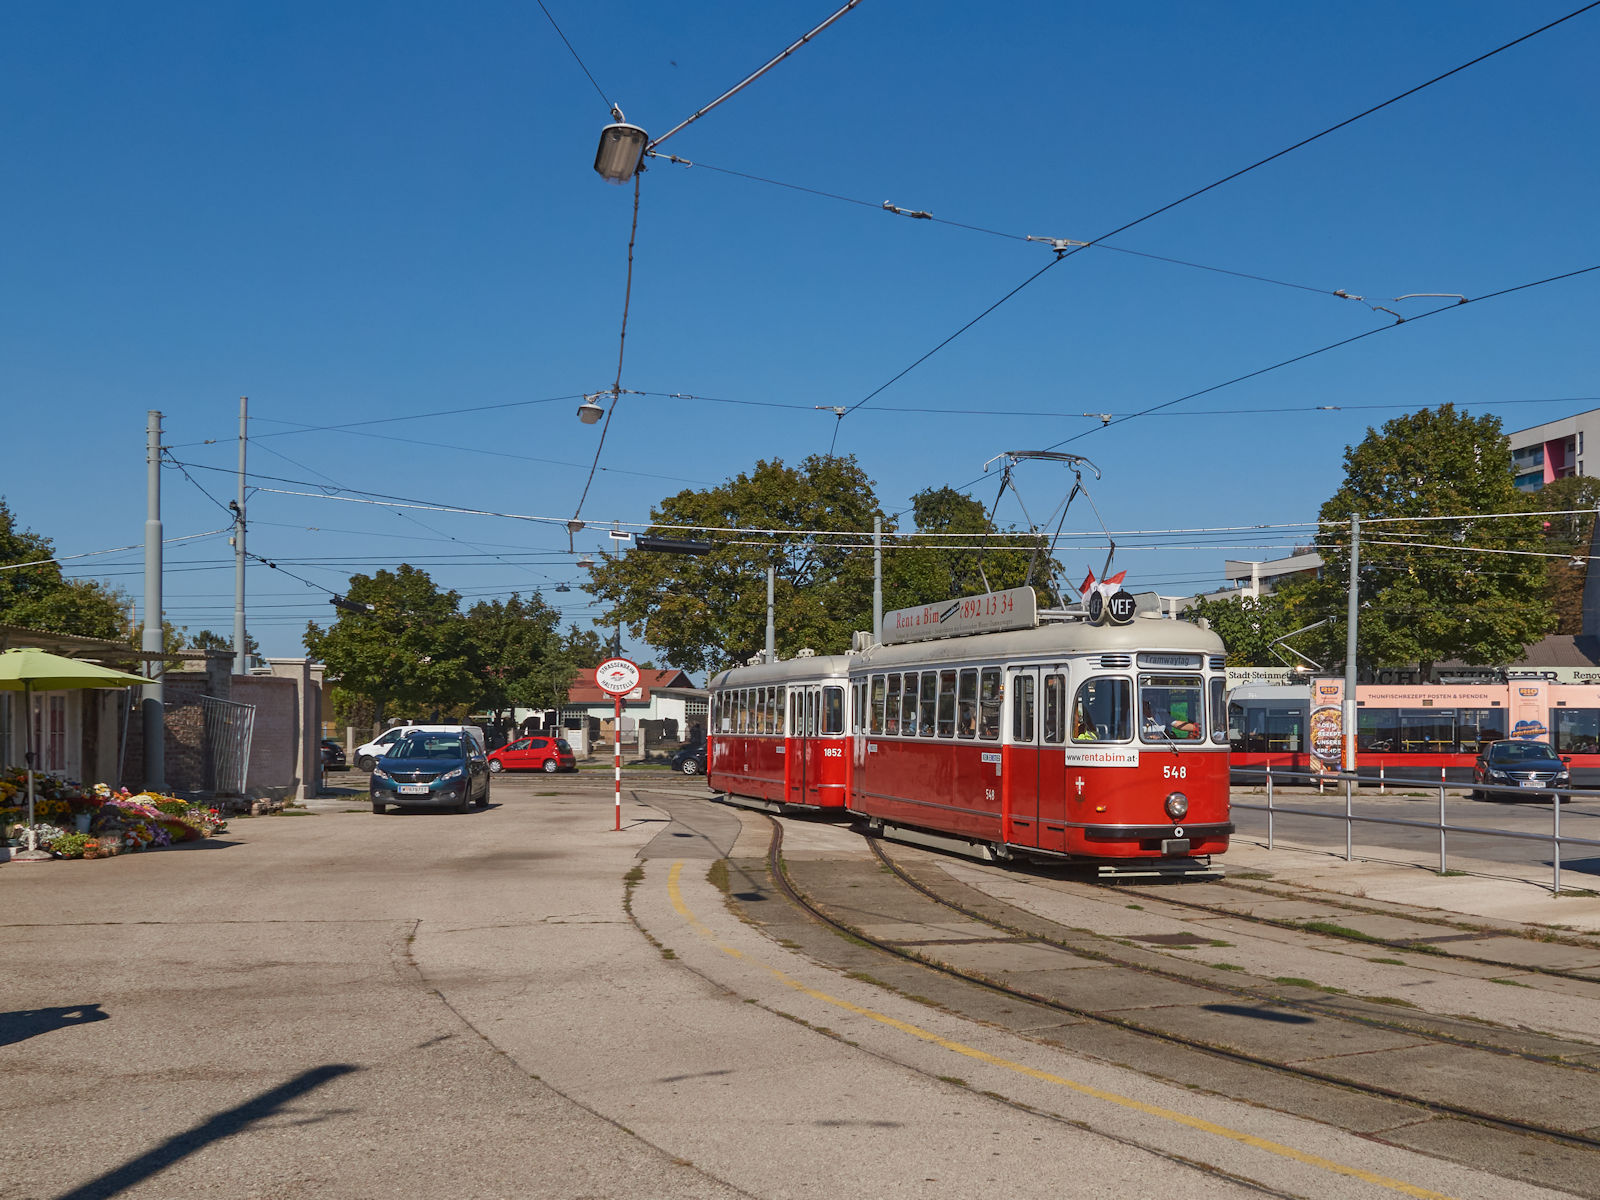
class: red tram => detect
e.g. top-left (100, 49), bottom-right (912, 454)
top-left (707, 589), bottom-right (1232, 873)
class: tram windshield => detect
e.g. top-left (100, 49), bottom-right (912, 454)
top-left (1140, 675), bottom-right (1205, 742)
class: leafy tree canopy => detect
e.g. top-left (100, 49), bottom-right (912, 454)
top-left (304, 564), bottom-right (476, 720)
top-left (1535, 475), bottom-right (1600, 635)
top-left (583, 456), bottom-right (1052, 674)
top-left (465, 592), bottom-right (573, 719)
top-left (1312, 404), bottom-right (1551, 675)
top-left (1183, 586), bottom-right (1319, 667)
top-left (0, 496), bottom-right (129, 640)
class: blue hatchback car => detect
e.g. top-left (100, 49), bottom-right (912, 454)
top-left (370, 730), bottom-right (490, 814)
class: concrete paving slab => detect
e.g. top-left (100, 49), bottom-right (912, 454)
top-left (1293, 1041), bottom-right (1600, 1133)
top-left (1133, 999), bottom-right (1434, 1061)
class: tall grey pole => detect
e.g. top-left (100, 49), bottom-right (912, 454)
top-left (232, 395), bottom-right (248, 675)
top-left (143, 411), bottom-right (166, 791)
top-left (1342, 513), bottom-right (1360, 773)
top-left (872, 516), bottom-right (882, 645)
top-left (765, 566), bottom-right (775, 662)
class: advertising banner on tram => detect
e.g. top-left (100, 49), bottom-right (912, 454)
top-left (881, 586), bottom-right (1039, 645)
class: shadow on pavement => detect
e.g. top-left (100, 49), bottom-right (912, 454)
top-left (0, 1003), bottom-right (110, 1047)
top-left (55, 1063), bottom-right (359, 1200)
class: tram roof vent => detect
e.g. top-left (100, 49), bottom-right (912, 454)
top-left (1096, 653), bottom-right (1133, 669)
top-left (795, 647), bottom-right (817, 658)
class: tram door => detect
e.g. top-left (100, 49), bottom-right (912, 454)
top-left (785, 685), bottom-right (820, 806)
top-left (1006, 669), bottom-right (1040, 847)
top-left (1037, 670), bottom-right (1069, 854)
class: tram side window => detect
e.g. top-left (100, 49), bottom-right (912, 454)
top-left (1011, 674), bottom-right (1035, 743)
top-left (1456, 707), bottom-right (1502, 753)
top-left (742, 690), bottom-right (752, 735)
top-left (978, 668), bottom-right (1002, 740)
top-left (884, 674), bottom-right (902, 735)
top-left (788, 689), bottom-right (800, 738)
top-left (957, 669), bottom-right (978, 739)
top-left (806, 689), bottom-right (818, 738)
top-left (823, 686), bottom-right (844, 735)
top-left (1209, 678), bottom-right (1228, 744)
top-left (870, 675), bottom-right (886, 735)
top-left (1042, 673), bottom-right (1066, 744)
top-left (755, 689), bottom-right (767, 736)
top-left (900, 672), bottom-right (920, 738)
top-left (1073, 677), bottom-right (1131, 742)
top-left (718, 694), bottom-right (730, 734)
top-left (936, 669), bottom-right (957, 738)
top-left (1230, 704), bottom-right (1303, 753)
top-left (1554, 708), bottom-right (1600, 754)
top-left (917, 670), bottom-right (937, 737)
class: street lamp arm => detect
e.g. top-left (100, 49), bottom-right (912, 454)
top-left (645, 0), bottom-right (864, 152)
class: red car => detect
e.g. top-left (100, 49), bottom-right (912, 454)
top-left (488, 735), bottom-right (577, 774)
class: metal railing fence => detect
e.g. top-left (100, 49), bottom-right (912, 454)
top-left (1231, 764), bottom-right (1600, 894)
top-left (201, 695), bottom-right (255, 796)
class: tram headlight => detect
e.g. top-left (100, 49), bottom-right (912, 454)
top-left (1165, 791), bottom-right (1189, 821)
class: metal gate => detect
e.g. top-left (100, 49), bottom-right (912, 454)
top-left (202, 695), bottom-right (255, 796)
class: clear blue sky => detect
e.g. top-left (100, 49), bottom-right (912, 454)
top-left (4, 1), bottom-right (1597, 667)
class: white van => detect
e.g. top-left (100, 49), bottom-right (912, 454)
top-left (355, 724), bottom-right (486, 770)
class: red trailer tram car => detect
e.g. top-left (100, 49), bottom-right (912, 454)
top-left (707, 652), bottom-right (853, 812)
top-left (707, 589), bottom-right (1233, 874)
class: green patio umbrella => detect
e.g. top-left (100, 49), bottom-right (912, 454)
top-left (0, 647), bottom-right (151, 861)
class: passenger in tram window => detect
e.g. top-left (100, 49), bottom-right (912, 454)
top-left (1073, 706), bottom-right (1097, 741)
top-left (959, 708), bottom-right (976, 738)
top-left (978, 669), bottom-right (1003, 740)
top-left (1168, 699), bottom-right (1200, 739)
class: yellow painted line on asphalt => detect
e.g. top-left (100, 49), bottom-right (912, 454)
top-left (666, 860), bottom-right (1455, 1200)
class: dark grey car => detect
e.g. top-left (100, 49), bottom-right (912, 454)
top-left (370, 731), bottom-right (491, 814)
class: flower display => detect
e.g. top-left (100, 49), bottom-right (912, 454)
top-left (2, 767), bottom-right (228, 858)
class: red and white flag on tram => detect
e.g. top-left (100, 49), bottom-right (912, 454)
top-left (1078, 567), bottom-right (1126, 603)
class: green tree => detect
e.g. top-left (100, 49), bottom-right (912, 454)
top-left (1534, 475), bottom-right (1600, 635)
top-left (584, 455), bottom-right (885, 674)
top-left (0, 497), bottom-right (130, 640)
top-left (463, 592), bottom-right (573, 726)
top-left (187, 628), bottom-right (261, 657)
top-left (562, 623), bottom-right (607, 666)
top-left (1183, 587), bottom-right (1318, 666)
top-left (584, 460), bottom-right (1061, 674)
top-left (883, 487), bottom-right (1050, 609)
top-left (303, 565), bottom-right (475, 722)
top-left (1313, 405), bottom-right (1551, 677)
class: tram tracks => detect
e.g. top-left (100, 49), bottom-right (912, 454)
top-left (1091, 873), bottom-right (1600, 988)
top-left (750, 813), bottom-right (1600, 1188)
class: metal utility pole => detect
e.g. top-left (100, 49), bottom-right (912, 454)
top-left (232, 396), bottom-right (248, 675)
top-left (143, 411), bottom-right (166, 791)
top-left (1343, 514), bottom-right (1360, 773)
top-left (765, 566), bottom-right (775, 661)
top-left (872, 516), bottom-right (882, 645)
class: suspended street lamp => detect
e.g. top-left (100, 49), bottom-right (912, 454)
top-left (593, 108), bottom-right (648, 184)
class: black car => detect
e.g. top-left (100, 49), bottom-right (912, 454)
top-left (370, 731), bottom-right (491, 814)
top-left (1472, 739), bottom-right (1571, 800)
top-left (320, 739), bottom-right (347, 771)
top-left (668, 741), bottom-right (706, 775)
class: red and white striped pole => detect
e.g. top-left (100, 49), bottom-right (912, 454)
top-left (594, 657), bottom-right (639, 833)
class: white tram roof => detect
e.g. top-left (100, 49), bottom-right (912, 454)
top-left (709, 653), bottom-right (855, 690)
top-left (856, 616), bottom-right (1224, 671)
top-left (710, 618), bottom-right (1224, 690)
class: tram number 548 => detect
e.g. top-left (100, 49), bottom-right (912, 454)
top-left (1162, 765), bottom-right (1187, 779)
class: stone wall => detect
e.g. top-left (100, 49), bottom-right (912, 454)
top-left (233, 674), bottom-right (301, 800)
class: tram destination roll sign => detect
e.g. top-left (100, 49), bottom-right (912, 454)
top-left (882, 586), bottom-right (1039, 645)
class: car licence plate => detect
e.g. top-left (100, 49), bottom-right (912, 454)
top-left (1518, 780), bottom-right (1544, 788)
top-left (399, 784), bottom-right (430, 795)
